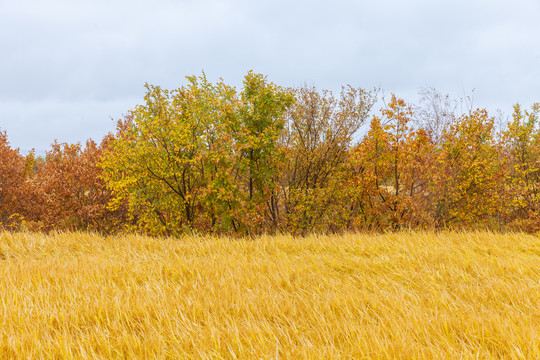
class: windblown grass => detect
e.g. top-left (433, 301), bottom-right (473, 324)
top-left (1, 231), bottom-right (540, 359)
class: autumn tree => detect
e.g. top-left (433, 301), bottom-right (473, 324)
top-left (36, 137), bottom-right (126, 232)
top-left (101, 72), bottom-right (293, 236)
top-left (350, 95), bottom-right (434, 229)
top-left (430, 109), bottom-right (504, 227)
top-left (414, 87), bottom-right (457, 144)
top-left (234, 73), bottom-right (294, 232)
top-left (0, 130), bottom-right (37, 229)
top-left (280, 85), bottom-right (375, 233)
top-left (4, 78), bottom-right (534, 234)
top-left (502, 103), bottom-right (540, 230)
top-left (102, 77), bottom-right (231, 235)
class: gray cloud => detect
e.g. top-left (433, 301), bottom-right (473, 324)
top-left (1, 0), bottom-right (539, 150)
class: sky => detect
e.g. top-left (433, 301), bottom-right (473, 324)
top-left (1, 0), bottom-right (539, 153)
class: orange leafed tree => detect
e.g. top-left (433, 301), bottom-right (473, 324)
top-left (349, 95), bottom-right (434, 230)
top-left (0, 130), bottom-right (38, 229)
top-left (36, 137), bottom-right (126, 233)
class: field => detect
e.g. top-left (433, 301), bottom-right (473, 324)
top-left (1, 231), bottom-right (540, 359)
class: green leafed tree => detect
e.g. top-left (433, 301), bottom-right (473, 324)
top-left (100, 72), bottom-right (293, 236)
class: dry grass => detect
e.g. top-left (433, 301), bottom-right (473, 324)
top-left (1, 231), bottom-right (540, 359)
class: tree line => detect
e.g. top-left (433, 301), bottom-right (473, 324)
top-left (1, 72), bottom-right (539, 235)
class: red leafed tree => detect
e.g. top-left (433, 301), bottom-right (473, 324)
top-left (0, 130), bottom-right (38, 228)
top-left (36, 136), bottom-right (126, 233)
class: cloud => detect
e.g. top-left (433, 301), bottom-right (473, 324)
top-left (0, 0), bottom-right (539, 149)
top-left (0, 97), bottom-right (137, 152)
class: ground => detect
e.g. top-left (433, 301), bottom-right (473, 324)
top-left (1, 231), bottom-right (539, 359)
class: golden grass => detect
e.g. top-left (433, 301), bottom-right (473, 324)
top-left (1, 231), bottom-right (540, 359)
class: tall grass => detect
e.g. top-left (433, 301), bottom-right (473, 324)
top-left (1, 231), bottom-right (540, 359)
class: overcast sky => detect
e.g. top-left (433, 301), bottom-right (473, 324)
top-left (1, 0), bottom-right (539, 153)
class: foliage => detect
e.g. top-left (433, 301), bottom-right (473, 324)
top-left (101, 72), bottom-right (293, 236)
top-left (350, 95), bottom-right (434, 229)
top-left (36, 137), bottom-right (126, 232)
top-left (280, 85), bottom-right (375, 234)
top-left (0, 130), bottom-right (37, 229)
top-left (502, 103), bottom-right (540, 231)
top-left (1, 74), bottom-right (539, 234)
top-left (431, 109), bottom-right (504, 227)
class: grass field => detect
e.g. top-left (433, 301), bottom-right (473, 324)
top-left (1, 231), bottom-right (540, 359)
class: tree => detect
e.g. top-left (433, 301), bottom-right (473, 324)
top-left (234, 72), bottom-right (294, 233)
top-left (101, 72), bottom-right (293, 236)
top-left (414, 87), bottom-right (457, 144)
top-left (502, 103), bottom-right (540, 230)
top-left (0, 130), bottom-right (37, 229)
top-left (280, 85), bottom-right (375, 233)
top-left (36, 137), bottom-right (126, 232)
top-left (430, 109), bottom-right (504, 227)
top-left (349, 95), bottom-right (434, 229)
